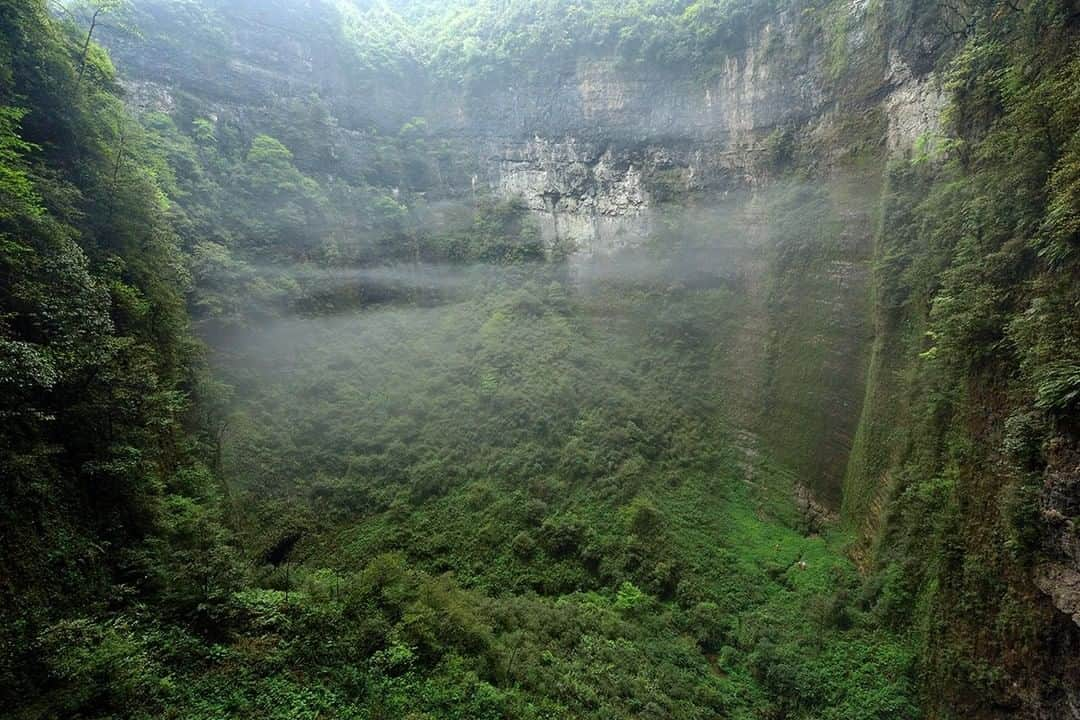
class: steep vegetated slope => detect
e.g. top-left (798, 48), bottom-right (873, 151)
top-left (0, 0), bottom-right (238, 711)
top-left (1, 0), bottom-right (1078, 717)
top-left (842, 7), bottom-right (1080, 711)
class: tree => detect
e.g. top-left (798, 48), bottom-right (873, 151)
top-left (70, 0), bottom-right (129, 87)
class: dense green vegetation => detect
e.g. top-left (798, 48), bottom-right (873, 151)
top-left (42, 248), bottom-right (917, 718)
top-left (842, 0), bottom-right (1080, 710)
top-left (383, 0), bottom-right (775, 79)
top-left (0, 0), bottom-right (225, 706)
top-left (2, 0), bottom-right (1078, 717)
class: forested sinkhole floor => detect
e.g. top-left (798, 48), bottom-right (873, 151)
top-left (191, 260), bottom-right (919, 719)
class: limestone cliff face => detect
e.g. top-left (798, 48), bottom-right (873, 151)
top-left (423, 14), bottom-right (896, 507)
top-left (103, 0), bottom-right (926, 506)
top-left (430, 17), bottom-right (828, 254)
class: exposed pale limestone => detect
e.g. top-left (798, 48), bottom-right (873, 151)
top-left (121, 79), bottom-right (176, 113)
top-left (1035, 562), bottom-right (1080, 627)
top-left (884, 52), bottom-right (947, 155)
top-left (577, 61), bottom-right (630, 121)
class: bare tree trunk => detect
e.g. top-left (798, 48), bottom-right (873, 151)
top-left (77, 8), bottom-right (103, 87)
top-left (106, 121), bottom-right (126, 223)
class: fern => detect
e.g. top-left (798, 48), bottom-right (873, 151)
top-left (1034, 361), bottom-right (1080, 411)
